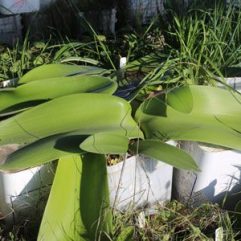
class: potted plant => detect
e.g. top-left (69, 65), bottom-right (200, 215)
top-left (0, 63), bottom-right (240, 240)
top-left (174, 141), bottom-right (241, 208)
top-left (135, 83), bottom-right (241, 208)
top-left (107, 140), bottom-right (178, 211)
top-left (172, 82), bottom-right (241, 207)
top-left (0, 63), bottom-right (116, 226)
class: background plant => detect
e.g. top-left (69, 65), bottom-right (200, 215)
top-left (0, 39), bottom-right (56, 82)
top-left (162, 3), bottom-right (241, 84)
top-left (124, 2), bottom-right (241, 94)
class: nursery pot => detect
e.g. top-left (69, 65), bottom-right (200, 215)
top-left (172, 141), bottom-right (241, 209)
top-left (223, 77), bottom-right (241, 91)
top-left (108, 155), bottom-right (172, 210)
top-left (173, 77), bottom-right (241, 208)
top-left (217, 76), bottom-right (241, 92)
top-left (107, 141), bottom-right (176, 210)
top-left (0, 145), bottom-right (54, 227)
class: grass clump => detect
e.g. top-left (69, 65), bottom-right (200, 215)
top-left (0, 40), bottom-right (56, 82)
top-left (112, 201), bottom-right (239, 241)
top-left (163, 4), bottom-right (241, 85)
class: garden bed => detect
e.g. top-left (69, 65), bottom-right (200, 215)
top-left (0, 201), bottom-right (239, 241)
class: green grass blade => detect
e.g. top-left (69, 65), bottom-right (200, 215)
top-left (61, 57), bottom-right (100, 65)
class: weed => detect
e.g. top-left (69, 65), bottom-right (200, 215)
top-left (112, 201), bottom-right (239, 241)
top-left (0, 39), bottom-right (55, 82)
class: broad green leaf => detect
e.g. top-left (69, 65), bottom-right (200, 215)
top-left (0, 75), bottom-right (117, 115)
top-left (130, 140), bottom-right (199, 171)
top-left (37, 155), bottom-right (82, 241)
top-left (166, 86), bottom-right (193, 113)
top-left (167, 85), bottom-right (241, 117)
top-left (38, 154), bottom-right (112, 241)
top-left (136, 85), bottom-right (241, 150)
top-left (79, 154), bottom-right (112, 240)
top-left (80, 133), bottom-right (129, 154)
top-left (19, 64), bottom-right (108, 84)
top-left (0, 134), bottom-right (86, 172)
top-left (0, 94), bottom-right (142, 145)
top-left (0, 130), bottom-right (138, 173)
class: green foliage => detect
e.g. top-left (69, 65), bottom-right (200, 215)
top-left (124, 3), bottom-right (241, 93)
top-left (164, 4), bottom-right (241, 84)
top-left (130, 140), bottom-right (199, 171)
top-left (51, 34), bottom-right (119, 70)
top-left (80, 133), bottom-right (129, 154)
top-left (0, 40), bottom-right (55, 81)
top-left (136, 85), bottom-right (241, 150)
top-left (0, 6), bottom-right (241, 240)
top-left (52, 20), bottom-right (166, 73)
top-left (0, 37), bottom-right (114, 83)
top-left (18, 63), bottom-right (109, 84)
top-left (38, 154), bottom-right (112, 241)
top-left (0, 63), bottom-right (241, 241)
top-left (0, 74), bottom-right (116, 116)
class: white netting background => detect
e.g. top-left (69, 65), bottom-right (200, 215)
top-left (0, 0), bottom-right (39, 14)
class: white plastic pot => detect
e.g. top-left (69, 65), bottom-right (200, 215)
top-left (1, 78), bottom-right (18, 88)
top-left (108, 155), bottom-right (173, 210)
top-left (0, 169), bottom-right (54, 217)
top-left (0, 152), bottom-right (54, 225)
top-left (0, 0), bottom-right (40, 15)
top-left (0, 155), bottom-right (172, 223)
top-left (173, 79), bottom-right (241, 207)
top-left (173, 142), bottom-right (241, 208)
top-left (224, 77), bottom-right (241, 91)
top-left (217, 76), bottom-right (241, 92)
top-left (1, 155), bottom-right (172, 222)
